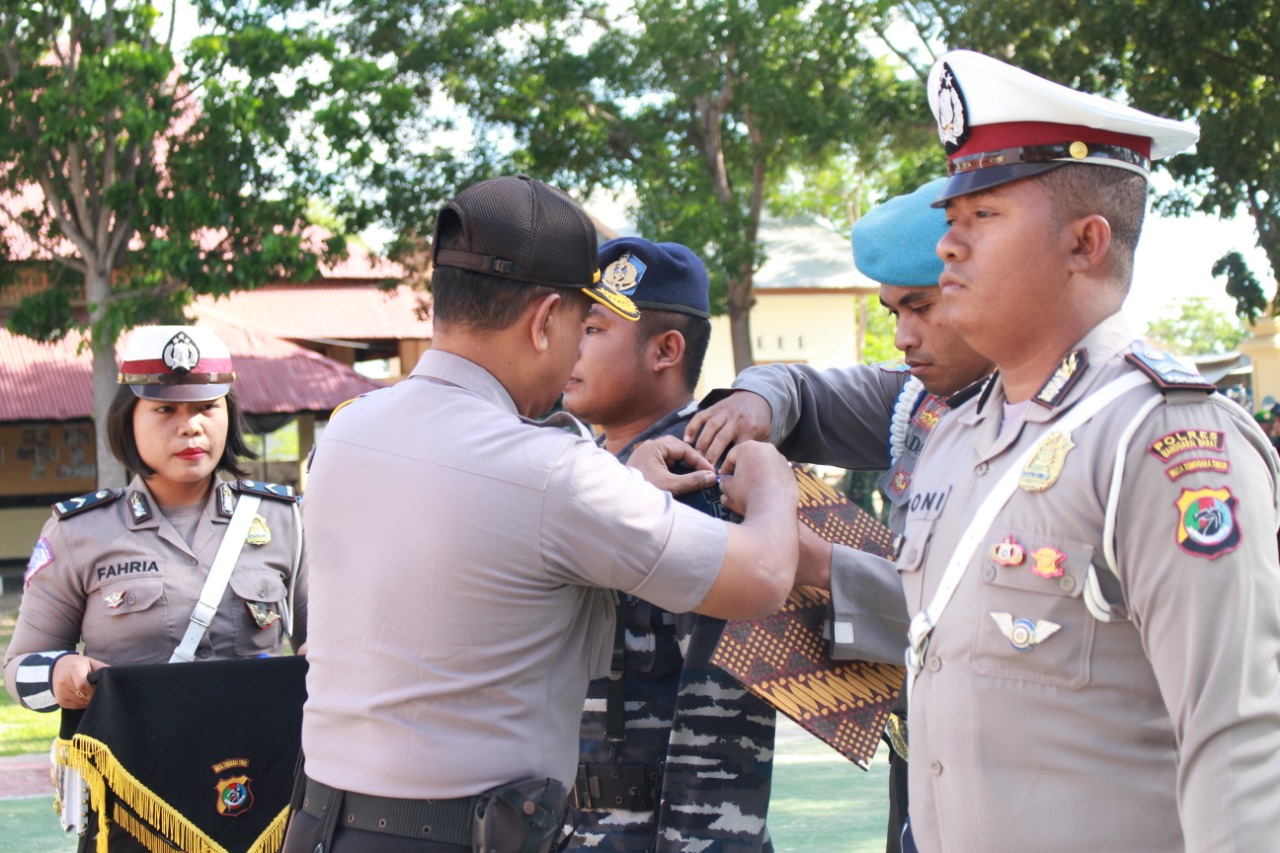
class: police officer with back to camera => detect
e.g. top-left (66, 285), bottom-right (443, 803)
top-left (686, 178), bottom-right (994, 853)
top-left (282, 175), bottom-right (802, 853)
top-left (562, 237), bottom-right (780, 852)
top-left (890, 50), bottom-right (1280, 852)
top-left (4, 324), bottom-right (306, 851)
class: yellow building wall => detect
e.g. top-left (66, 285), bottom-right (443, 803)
top-left (1240, 315), bottom-right (1280, 410)
top-left (698, 291), bottom-right (868, 396)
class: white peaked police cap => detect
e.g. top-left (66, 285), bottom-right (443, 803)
top-left (927, 49), bottom-right (1200, 204)
top-left (117, 325), bottom-right (236, 402)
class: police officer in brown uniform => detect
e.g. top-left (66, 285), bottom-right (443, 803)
top-left (890, 51), bottom-right (1280, 852)
top-left (687, 178), bottom-right (994, 853)
top-left (285, 176), bottom-right (801, 853)
top-left (4, 324), bottom-right (306, 850)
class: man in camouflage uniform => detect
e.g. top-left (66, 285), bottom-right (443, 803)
top-left (687, 178), bottom-right (994, 853)
top-left (562, 236), bottom-right (776, 852)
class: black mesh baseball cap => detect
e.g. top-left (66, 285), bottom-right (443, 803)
top-left (432, 175), bottom-right (639, 320)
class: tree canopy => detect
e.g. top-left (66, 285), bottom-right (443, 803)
top-left (316, 0), bottom-right (942, 371)
top-left (1143, 296), bottom-right (1248, 356)
top-left (0, 0), bottom-right (381, 486)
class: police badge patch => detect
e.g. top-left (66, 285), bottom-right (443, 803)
top-left (25, 537), bottom-right (54, 587)
top-left (215, 775), bottom-right (254, 817)
top-left (1175, 486), bottom-right (1240, 559)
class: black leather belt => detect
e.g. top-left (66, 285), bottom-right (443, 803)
top-left (301, 775), bottom-right (475, 846)
top-left (573, 763), bottom-right (658, 811)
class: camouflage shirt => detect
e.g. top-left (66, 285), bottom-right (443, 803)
top-left (571, 402), bottom-right (777, 852)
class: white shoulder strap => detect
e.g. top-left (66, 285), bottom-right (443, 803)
top-left (905, 371), bottom-right (1149, 690)
top-left (170, 493), bottom-right (261, 663)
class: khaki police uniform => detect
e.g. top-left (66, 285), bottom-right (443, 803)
top-left (298, 351), bottom-right (727, 807)
top-left (900, 314), bottom-right (1280, 852)
top-left (4, 475), bottom-right (305, 708)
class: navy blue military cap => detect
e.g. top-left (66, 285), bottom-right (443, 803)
top-left (598, 237), bottom-right (711, 319)
top-left (851, 177), bottom-right (950, 288)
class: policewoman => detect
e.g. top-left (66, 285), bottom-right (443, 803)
top-left (895, 51), bottom-right (1280, 852)
top-left (4, 325), bottom-right (307, 846)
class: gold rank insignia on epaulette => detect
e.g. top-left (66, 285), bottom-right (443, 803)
top-left (52, 489), bottom-right (123, 519)
top-left (1126, 346), bottom-right (1216, 392)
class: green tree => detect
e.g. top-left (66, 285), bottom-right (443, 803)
top-left (320, 0), bottom-right (939, 372)
top-left (896, 0), bottom-right (1280, 321)
top-left (0, 0), bottom-right (379, 487)
top-left (1143, 296), bottom-right (1248, 356)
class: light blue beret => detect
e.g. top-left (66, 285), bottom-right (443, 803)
top-left (850, 177), bottom-right (950, 287)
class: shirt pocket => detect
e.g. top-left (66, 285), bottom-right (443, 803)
top-left (93, 577), bottom-right (169, 662)
top-left (969, 530), bottom-right (1096, 690)
top-left (229, 569), bottom-right (288, 655)
top-left (895, 518), bottom-right (934, 615)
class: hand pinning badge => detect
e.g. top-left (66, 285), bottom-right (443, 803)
top-left (990, 612), bottom-right (1061, 652)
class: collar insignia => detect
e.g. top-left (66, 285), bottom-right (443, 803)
top-left (1034, 349), bottom-right (1088, 408)
top-left (1019, 431), bottom-right (1075, 492)
top-left (217, 483), bottom-right (236, 518)
top-left (602, 252), bottom-right (647, 296)
top-left (162, 331), bottom-right (200, 374)
top-left (128, 491), bottom-right (152, 523)
top-left (990, 611), bottom-right (1061, 651)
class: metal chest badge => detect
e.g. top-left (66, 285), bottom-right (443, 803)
top-left (1019, 432), bottom-right (1075, 492)
top-left (245, 514), bottom-right (271, 546)
top-left (245, 601), bottom-right (281, 629)
top-left (1029, 547), bottom-right (1066, 578)
top-left (990, 612), bottom-right (1061, 651)
top-left (104, 590), bottom-right (127, 609)
top-left (990, 535), bottom-right (1025, 567)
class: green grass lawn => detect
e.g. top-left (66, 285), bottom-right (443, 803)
top-left (0, 590), bottom-right (60, 757)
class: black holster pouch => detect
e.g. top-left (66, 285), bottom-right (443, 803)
top-left (472, 777), bottom-right (574, 853)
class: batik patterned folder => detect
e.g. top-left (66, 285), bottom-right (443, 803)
top-left (711, 467), bottom-right (904, 768)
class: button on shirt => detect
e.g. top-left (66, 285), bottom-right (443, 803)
top-left (300, 351), bottom-right (728, 800)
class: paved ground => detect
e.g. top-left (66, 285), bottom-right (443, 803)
top-left (0, 752), bottom-right (49, 800)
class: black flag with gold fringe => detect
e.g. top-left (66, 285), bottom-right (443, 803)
top-left (711, 467), bottom-right (904, 768)
top-left (56, 655), bottom-right (306, 853)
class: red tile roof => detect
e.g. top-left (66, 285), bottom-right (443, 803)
top-left (0, 322), bottom-right (385, 422)
top-left (192, 282), bottom-right (431, 341)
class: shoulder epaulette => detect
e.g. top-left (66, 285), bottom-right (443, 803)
top-left (230, 479), bottom-right (299, 503)
top-left (1125, 347), bottom-right (1215, 393)
top-left (52, 489), bottom-right (123, 519)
